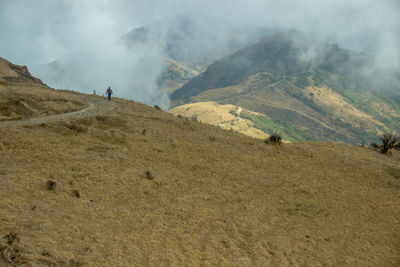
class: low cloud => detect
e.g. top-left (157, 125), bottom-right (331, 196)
top-left (0, 0), bottom-right (399, 107)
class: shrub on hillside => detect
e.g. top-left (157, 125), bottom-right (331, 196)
top-left (265, 133), bottom-right (282, 145)
top-left (145, 170), bottom-right (154, 180)
top-left (379, 133), bottom-right (398, 154)
top-left (370, 142), bottom-right (379, 149)
top-left (46, 180), bottom-right (56, 190)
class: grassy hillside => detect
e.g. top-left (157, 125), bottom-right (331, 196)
top-left (1, 57), bottom-right (400, 266)
top-left (0, 57), bottom-right (88, 121)
top-left (170, 33), bottom-right (400, 144)
top-left (177, 72), bottom-right (399, 144)
top-left (169, 101), bottom-right (270, 140)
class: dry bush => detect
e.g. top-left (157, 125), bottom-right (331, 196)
top-left (46, 180), bottom-right (56, 190)
top-left (72, 189), bottom-right (80, 198)
top-left (0, 232), bottom-right (22, 264)
top-left (265, 133), bottom-right (282, 145)
top-left (65, 122), bottom-right (86, 133)
top-left (145, 170), bottom-right (153, 180)
top-left (379, 133), bottom-right (398, 154)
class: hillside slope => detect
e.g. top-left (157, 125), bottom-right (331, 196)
top-left (156, 57), bottom-right (200, 93)
top-left (171, 33), bottom-right (400, 144)
top-left (1, 58), bottom-right (400, 266)
top-left (169, 101), bottom-right (270, 140)
top-left (0, 57), bottom-right (88, 121)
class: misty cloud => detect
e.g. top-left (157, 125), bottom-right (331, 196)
top-left (0, 0), bottom-right (399, 107)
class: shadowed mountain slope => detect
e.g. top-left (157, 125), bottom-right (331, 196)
top-left (122, 15), bottom-right (281, 92)
top-left (171, 32), bottom-right (371, 100)
top-left (40, 16), bottom-right (280, 94)
top-left (123, 15), bottom-right (280, 69)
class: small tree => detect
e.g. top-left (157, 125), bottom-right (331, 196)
top-left (379, 133), bottom-right (398, 154)
top-left (265, 133), bottom-right (282, 145)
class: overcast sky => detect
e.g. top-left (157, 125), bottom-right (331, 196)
top-left (0, 0), bottom-right (399, 105)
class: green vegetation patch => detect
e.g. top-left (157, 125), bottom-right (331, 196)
top-left (239, 112), bottom-right (311, 141)
top-left (294, 76), bottom-right (310, 88)
top-left (313, 71), bottom-right (400, 135)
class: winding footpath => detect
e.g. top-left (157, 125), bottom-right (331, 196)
top-left (0, 95), bottom-right (118, 128)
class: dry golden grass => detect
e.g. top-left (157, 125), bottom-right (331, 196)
top-left (169, 101), bottom-right (270, 140)
top-left (0, 86), bottom-right (88, 121)
top-left (158, 58), bottom-right (200, 93)
top-left (0, 58), bottom-right (399, 266)
top-left (0, 57), bottom-right (88, 121)
top-left (0, 93), bottom-right (399, 266)
top-left (302, 84), bottom-right (385, 129)
top-left (0, 58), bottom-right (19, 82)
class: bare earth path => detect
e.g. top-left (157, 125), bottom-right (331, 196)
top-left (0, 95), bottom-right (118, 128)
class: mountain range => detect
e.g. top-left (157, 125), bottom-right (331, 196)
top-left (41, 15), bottom-right (280, 94)
top-left (170, 32), bottom-right (400, 144)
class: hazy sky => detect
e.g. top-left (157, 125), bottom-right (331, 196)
top-left (0, 0), bottom-right (399, 106)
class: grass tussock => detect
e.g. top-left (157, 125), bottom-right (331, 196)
top-left (46, 180), bottom-right (56, 190)
top-left (145, 170), bottom-right (154, 180)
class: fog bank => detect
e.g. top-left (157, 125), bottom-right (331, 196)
top-left (0, 0), bottom-right (399, 107)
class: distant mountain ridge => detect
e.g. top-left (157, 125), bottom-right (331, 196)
top-left (170, 33), bottom-right (400, 144)
top-left (41, 15), bottom-right (281, 94)
top-left (123, 15), bottom-right (281, 69)
top-left (122, 15), bottom-right (283, 92)
top-left (171, 32), bottom-right (372, 100)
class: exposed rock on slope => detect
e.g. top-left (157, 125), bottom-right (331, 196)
top-left (0, 57), bottom-right (44, 85)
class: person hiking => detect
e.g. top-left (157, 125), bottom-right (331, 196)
top-left (105, 87), bottom-right (113, 101)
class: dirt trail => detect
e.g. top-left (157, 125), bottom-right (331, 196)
top-left (0, 95), bottom-right (118, 128)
